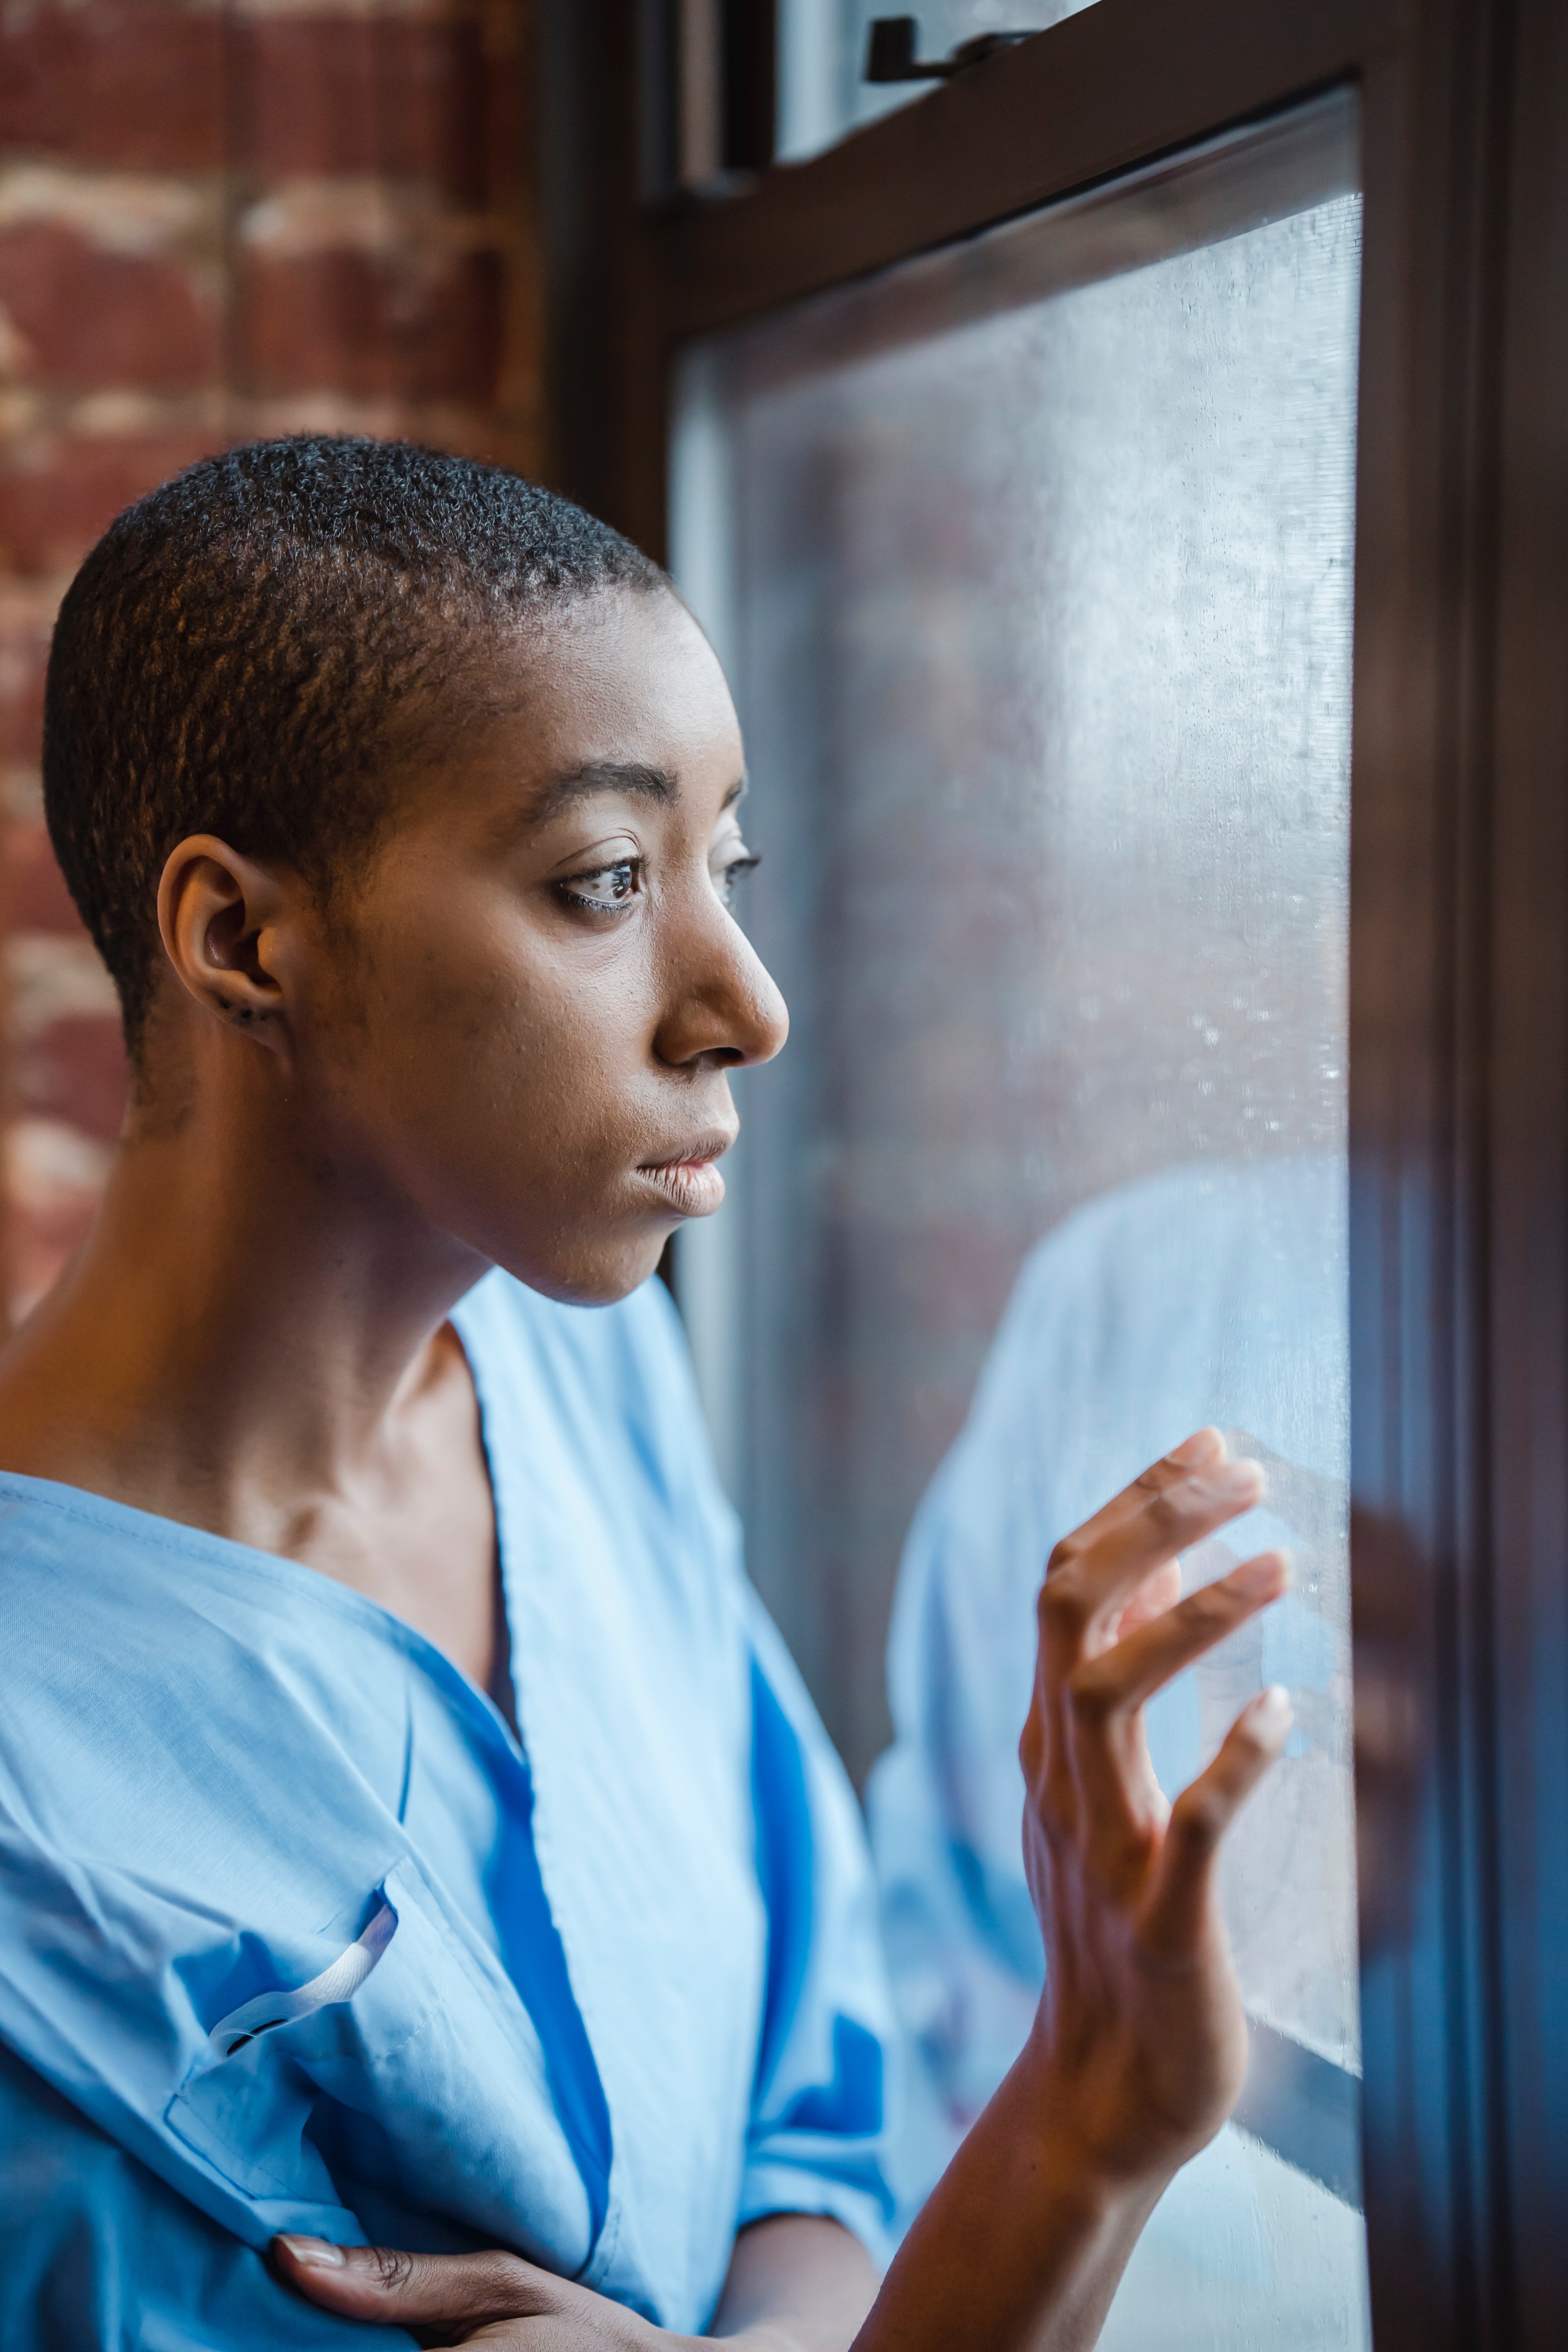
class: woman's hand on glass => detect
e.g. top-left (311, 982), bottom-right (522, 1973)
top-left (1016, 1422), bottom-right (1291, 2183)
top-left (849, 1426), bottom-right (1293, 2352)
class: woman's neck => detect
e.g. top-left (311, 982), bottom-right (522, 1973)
top-left (0, 1064), bottom-right (489, 1537)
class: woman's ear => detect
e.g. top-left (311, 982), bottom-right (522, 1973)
top-left (156, 833), bottom-right (296, 1049)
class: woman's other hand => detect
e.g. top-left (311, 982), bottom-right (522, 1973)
top-left (274, 2236), bottom-right (695, 2349)
top-left (273, 2210), bottom-right (875, 2352)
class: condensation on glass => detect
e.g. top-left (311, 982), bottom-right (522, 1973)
top-left (672, 91), bottom-right (1366, 2350)
top-left (778, 0), bottom-right (1096, 160)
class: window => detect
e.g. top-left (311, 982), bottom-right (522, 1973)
top-left (564, 0), bottom-right (1568, 2336)
top-left (675, 90), bottom-right (1367, 2344)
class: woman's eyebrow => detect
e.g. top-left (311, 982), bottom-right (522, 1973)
top-left (532, 761), bottom-right (679, 820)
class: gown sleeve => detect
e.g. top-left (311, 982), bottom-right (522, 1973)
top-left (739, 1596), bottom-right (899, 2267)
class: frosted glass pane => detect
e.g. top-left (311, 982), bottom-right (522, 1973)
top-left (779, 0), bottom-right (1096, 160)
top-left (673, 93), bottom-right (1365, 2350)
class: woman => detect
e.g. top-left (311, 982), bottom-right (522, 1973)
top-left (0, 437), bottom-right (1290, 2350)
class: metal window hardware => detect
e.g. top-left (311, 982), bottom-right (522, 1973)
top-left (864, 16), bottom-right (1038, 84)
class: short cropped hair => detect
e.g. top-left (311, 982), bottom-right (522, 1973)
top-left (43, 435), bottom-right (667, 1056)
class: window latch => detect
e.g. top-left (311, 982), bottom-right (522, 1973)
top-left (864, 16), bottom-right (1038, 84)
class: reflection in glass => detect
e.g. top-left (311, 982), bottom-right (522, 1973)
top-left (673, 92), bottom-right (1365, 2350)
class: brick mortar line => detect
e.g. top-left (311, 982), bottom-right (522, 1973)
top-left (0, 387), bottom-right (519, 436)
top-left (0, 165), bottom-right (510, 252)
top-left (0, 387), bottom-right (231, 440)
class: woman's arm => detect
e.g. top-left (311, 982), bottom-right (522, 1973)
top-left (710, 2215), bottom-right (879, 2349)
top-left (279, 1430), bottom-right (1289, 2352)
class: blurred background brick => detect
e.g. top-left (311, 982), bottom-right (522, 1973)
top-left (235, 15), bottom-right (492, 191)
top-left (0, 0), bottom-right (543, 1316)
top-left (0, 221), bottom-right (224, 389)
top-left (0, 5), bottom-right (225, 175)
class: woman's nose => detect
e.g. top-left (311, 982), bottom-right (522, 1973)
top-left (653, 912), bottom-right (789, 1073)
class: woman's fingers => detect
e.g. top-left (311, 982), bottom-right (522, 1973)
top-left (272, 2237), bottom-right (560, 2327)
top-left (1069, 1549), bottom-right (1290, 1725)
top-left (1029, 1435), bottom-right (1267, 1833)
top-left (1038, 1450), bottom-right (1265, 1689)
top-left (1114, 1555), bottom-right (1183, 1640)
top-left (1060, 1549), bottom-right (1289, 1862)
top-left (1046, 1426), bottom-right (1227, 1570)
top-left (1140, 1685), bottom-right (1294, 1958)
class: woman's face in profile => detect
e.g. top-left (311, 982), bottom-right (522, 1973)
top-left (297, 585), bottom-right (789, 1303)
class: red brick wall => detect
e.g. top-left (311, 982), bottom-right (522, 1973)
top-left (0, 0), bottom-right (542, 1314)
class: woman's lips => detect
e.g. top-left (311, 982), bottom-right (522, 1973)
top-left (638, 1143), bottom-right (730, 1218)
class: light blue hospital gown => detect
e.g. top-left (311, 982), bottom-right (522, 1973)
top-left (0, 1272), bottom-right (894, 2350)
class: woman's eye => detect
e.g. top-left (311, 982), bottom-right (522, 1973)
top-left (713, 853), bottom-right (760, 906)
top-left (557, 860), bottom-right (641, 915)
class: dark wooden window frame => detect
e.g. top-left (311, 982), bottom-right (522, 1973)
top-left (544, 1), bottom-right (1568, 2341)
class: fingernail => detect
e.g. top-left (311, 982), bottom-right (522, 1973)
top-left (1169, 1428), bottom-right (1220, 1466)
top-left (1250, 1682), bottom-right (1293, 1728)
top-left (1212, 1459), bottom-right (1265, 1498)
top-left (276, 2236), bottom-right (345, 2270)
top-left (1232, 1548), bottom-right (1289, 1597)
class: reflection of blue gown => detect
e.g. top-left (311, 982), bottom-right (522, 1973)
top-left (0, 1274), bottom-right (894, 2349)
top-left (867, 1156), bottom-right (1347, 2243)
